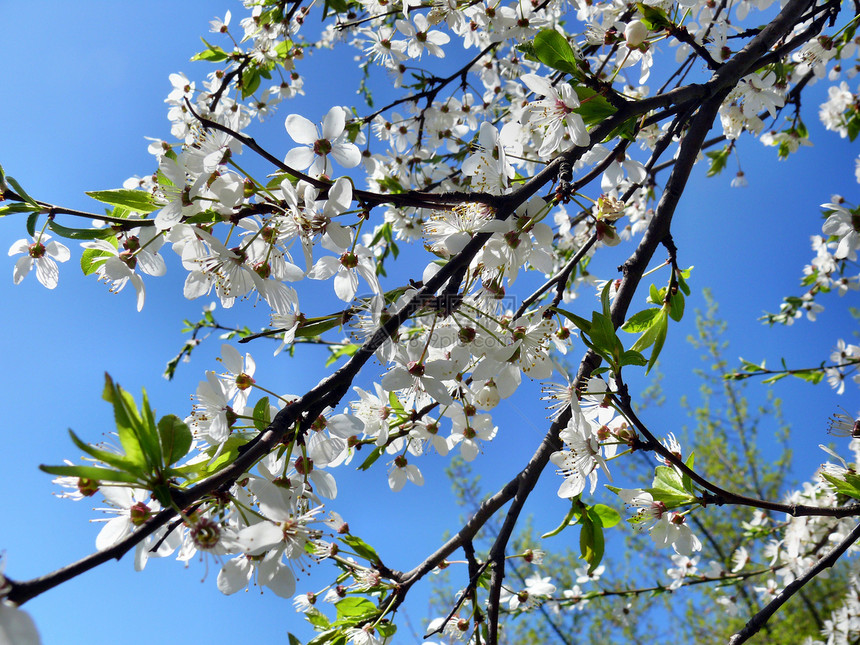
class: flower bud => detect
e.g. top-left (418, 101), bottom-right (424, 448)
top-left (625, 20), bottom-right (648, 47)
top-left (475, 381), bottom-right (500, 410)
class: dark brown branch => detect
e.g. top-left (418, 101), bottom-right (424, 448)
top-left (616, 394), bottom-right (860, 519)
top-left (728, 521), bottom-right (860, 645)
top-left (187, 99), bottom-right (501, 211)
top-left (363, 43), bottom-right (497, 123)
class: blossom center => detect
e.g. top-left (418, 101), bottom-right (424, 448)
top-left (313, 138), bottom-right (332, 156)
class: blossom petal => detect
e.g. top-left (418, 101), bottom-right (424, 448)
top-left (12, 256), bottom-right (31, 285)
top-left (284, 146), bottom-right (316, 171)
top-left (330, 142), bottom-right (361, 169)
top-left (285, 114), bottom-right (318, 145)
top-left (217, 557), bottom-right (251, 595)
top-left (321, 107), bottom-right (346, 140)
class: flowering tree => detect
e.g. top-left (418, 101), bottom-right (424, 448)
top-left (2, 1), bottom-right (860, 644)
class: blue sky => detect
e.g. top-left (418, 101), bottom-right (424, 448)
top-left (1, 3), bottom-right (859, 644)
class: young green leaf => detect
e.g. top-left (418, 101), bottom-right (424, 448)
top-left (541, 499), bottom-right (580, 538)
top-left (252, 396), bottom-right (272, 432)
top-left (190, 38), bottom-right (230, 62)
top-left (325, 343), bottom-right (360, 367)
top-left (80, 248), bottom-right (113, 276)
top-left (636, 3), bottom-right (674, 31)
top-left (340, 535), bottom-right (380, 564)
top-left (335, 597), bottom-right (377, 620)
top-left (573, 87), bottom-right (617, 126)
top-left (705, 146), bottom-right (731, 177)
top-left (26, 212), bottom-right (38, 237)
top-left (39, 463), bottom-right (140, 484)
top-left (668, 291), bottom-right (685, 322)
top-left (158, 415), bottom-right (193, 466)
top-left (600, 279), bottom-right (613, 318)
top-left (621, 308), bottom-right (662, 333)
top-left (553, 306), bottom-right (592, 336)
top-left (5, 176), bottom-right (40, 207)
top-left (579, 511), bottom-right (605, 573)
top-left (646, 311), bottom-right (669, 374)
top-left (102, 374), bottom-right (149, 470)
top-left (533, 29), bottom-right (580, 76)
top-left (591, 503), bottom-right (621, 528)
top-left (86, 189), bottom-right (159, 213)
top-left (65, 429), bottom-right (147, 477)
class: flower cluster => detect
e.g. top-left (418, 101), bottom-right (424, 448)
top-left (7, 0), bottom-right (860, 642)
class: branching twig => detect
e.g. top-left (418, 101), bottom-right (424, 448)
top-left (728, 521), bottom-right (860, 645)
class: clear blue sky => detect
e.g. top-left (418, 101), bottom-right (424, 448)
top-left (1, 3), bottom-right (858, 644)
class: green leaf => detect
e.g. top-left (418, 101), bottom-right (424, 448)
top-left (340, 535), bottom-right (380, 564)
top-left (376, 622), bottom-right (397, 638)
top-left (646, 311), bottom-right (669, 374)
top-left (630, 318), bottom-right (661, 353)
top-left (654, 465), bottom-right (687, 495)
top-left (541, 500), bottom-right (580, 538)
top-left (821, 471), bottom-right (860, 500)
top-left (677, 267), bottom-right (692, 295)
top-left (306, 629), bottom-right (338, 645)
top-left (604, 116), bottom-right (638, 142)
top-left (573, 87), bottom-right (617, 127)
top-left (589, 311), bottom-right (618, 357)
top-left (183, 210), bottom-right (223, 225)
top-left (357, 446), bottom-right (384, 471)
top-left (39, 463), bottom-right (140, 484)
top-left (174, 435), bottom-right (247, 482)
top-left (253, 396), bottom-right (272, 433)
top-left (619, 349), bottom-right (648, 367)
top-left (322, 0), bottom-right (349, 17)
top-left (681, 452), bottom-right (695, 494)
top-left (533, 29), bottom-right (580, 76)
top-left (579, 511), bottom-right (605, 573)
top-left (387, 390), bottom-right (405, 416)
top-left (26, 212), bottom-right (38, 237)
top-left (515, 41), bottom-right (538, 63)
top-left (553, 306), bottom-right (592, 336)
top-left (295, 314), bottom-right (344, 338)
top-left (335, 597), bottom-right (377, 619)
top-left (102, 373), bottom-right (149, 471)
top-left (846, 109), bottom-right (860, 142)
top-left (791, 370), bottom-right (825, 384)
top-left (80, 248), bottom-right (113, 276)
top-left (138, 389), bottom-right (165, 470)
top-left (705, 146), bottom-right (731, 177)
top-left (241, 67), bottom-right (261, 98)
top-left (600, 279), bottom-right (613, 317)
top-left (86, 189), bottom-right (158, 213)
top-left (636, 3), bottom-right (674, 30)
top-left (305, 607), bottom-right (331, 628)
top-left (65, 429), bottom-right (147, 477)
top-left (158, 415), bottom-right (192, 466)
top-left (48, 219), bottom-right (115, 241)
top-left (645, 465), bottom-right (696, 507)
top-left (621, 308), bottom-right (662, 333)
top-left (668, 291), bottom-right (685, 322)
top-left (191, 38), bottom-right (229, 62)
top-left (325, 343), bottom-right (360, 368)
top-left (591, 503), bottom-right (621, 528)
top-left (275, 40), bottom-right (293, 59)
top-left (0, 202), bottom-right (41, 218)
top-left (5, 176), bottom-right (40, 207)
top-left (288, 633), bottom-right (305, 645)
